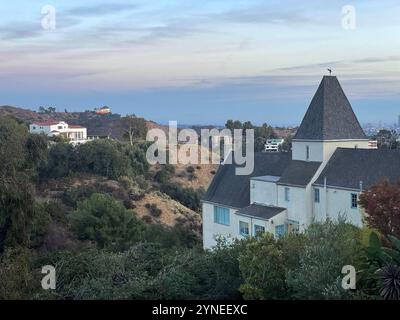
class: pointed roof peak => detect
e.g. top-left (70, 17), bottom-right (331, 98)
top-left (294, 76), bottom-right (367, 140)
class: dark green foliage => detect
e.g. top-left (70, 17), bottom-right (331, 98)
top-left (145, 203), bottom-right (162, 218)
top-left (225, 120), bottom-right (277, 152)
top-left (154, 164), bottom-right (175, 184)
top-left (186, 166), bottom-right (195, 174)
top-left (0, 116), bottom-right (46, 251)
top-left (239, 233), bottom-right (288, 299)
top-left (33, 239), bottom-right (242, 300)
top-left (41, 143), bottom-right (76, 178)
top-left (42, 140), bottom-right (149, 180)
top-left (30, 202), bottom-right (53, 248)
top-left (361, 233), bottom-right (400, 299)
top-left (77, 140), bottom-right (131, 179)
top-left (0, 247), bottom-right (36, 299)
top-left (0, 176), bottom-right (36, 251)
top-left (69, 193), bottom-right (145, 251)
top-left (62, 184), bottom-right (99, 208)
top-left (287, 220), bottom-right (363, 299)
top-left (378, 263), bottom-right (400, 300)
top-left (160, 183), bottom-right (205, 212)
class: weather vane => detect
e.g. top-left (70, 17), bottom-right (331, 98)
top-left (327, 68), bottom-right (332, 76)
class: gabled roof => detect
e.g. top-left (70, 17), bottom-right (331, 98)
top-left (278, 160), bottom-right (322, 187)
top-left (236, 204), bottom-right (286, 220)
top-left (314, 148), bottom-right (400, 190)
top-left (294, 76), bottom-right (367, 140)
top-left (203, 152), bottom-right (292, 208)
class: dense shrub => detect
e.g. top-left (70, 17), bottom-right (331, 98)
top-left (286, 220), bottom-right (363, 299)
top-left (41, 140), bottom-right (149, 180)
top-left (145, 203), bottom-right (162, 218)
top-left (159, 183), bottom-right (205, 212)
top-left (69, 193), bottom-right (145, 251)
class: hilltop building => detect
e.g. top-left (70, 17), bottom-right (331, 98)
top-left (264, 138), bottom-right (284, 152)
top-left (29, 121), bottom-right (87, 145)
top-left (95, 106), bottom-right (111, 115)
top-left (202, 76), bottom-right (400, 249)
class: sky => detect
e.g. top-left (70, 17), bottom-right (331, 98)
top-left (0, 0), bottom-right (399, 125)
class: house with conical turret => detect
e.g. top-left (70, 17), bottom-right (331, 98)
top-left (201, 76), bottom-right (400, 249)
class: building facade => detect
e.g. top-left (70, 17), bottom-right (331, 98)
top-left (202, 76), bottom-right (400, 249)
top-left (29, 121), bottom-right (87, 144)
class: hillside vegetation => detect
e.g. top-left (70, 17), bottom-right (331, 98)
top-left (1, 111), bottom-right (398, 300)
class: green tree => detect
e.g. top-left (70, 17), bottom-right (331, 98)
top-left (0, 116), bottom-right (42, 251)
top-left (287, 220), bottom-right (363, 299)
top-left (69, 193), bottom-right (145, 251)
top-left (239, 233), bottom-right (288, 299)
top-left (41, 142), bottom-right (75, 178)
top-left (77, 140), bottom-right (130, 179)
top-left (122, 115), bottom-right (148, 145)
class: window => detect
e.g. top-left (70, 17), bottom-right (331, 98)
top-left (306, 145), bottom-right (310, 160)
top-left (254, 225), bottom-right (265, 237)
top-left (351, 193), bottom-right (358, 209)
top-left (239, 221), bottom-right (249, 237)
top-left (214, 206), bottom-right (230, 225)
top-left (275, 225), bottom-right (285, 238)
top-left (314, 188), bottom-right (320, 203)
top-left (287, 220), bottom-right (300, 234)
top-left (284, 187), bottom-right (290, 202)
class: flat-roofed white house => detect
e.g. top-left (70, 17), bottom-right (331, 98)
top-left (29, 121), bottom-right (87, 144)
top-left (202, 76), bottom-right (400, 249)
top-left (264, 138), bottom-right (284, 152)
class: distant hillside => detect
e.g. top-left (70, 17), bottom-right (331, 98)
top-left (0, 105), bottom-right (166, 139)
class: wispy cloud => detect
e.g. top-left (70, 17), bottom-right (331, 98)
top-left (66, 3), bottom-right (140, 17)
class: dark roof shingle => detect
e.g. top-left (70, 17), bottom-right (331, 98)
top-left (294, 76), bottom-right (367, 140)
top-left (203, 152), bottom-right (291, 208)
top-left (278, 160), bottom-right (321, 186)
top-left (236, 204), bottom-right (286, 220)
top-left (314, 148), bottom-right (400, 189)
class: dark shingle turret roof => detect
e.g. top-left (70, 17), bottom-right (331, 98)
top-left (314, 148), bottom-right (400, 190)
top-left (294, 76), bottom-right (367, 140)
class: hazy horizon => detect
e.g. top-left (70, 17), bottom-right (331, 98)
top-left (1, 1), bottom-right (399, 125)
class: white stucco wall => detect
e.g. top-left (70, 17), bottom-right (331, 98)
top-left (313, 187), bottom-right (364, 227)
top-left (202, 202), bottom-right (238, 249)
top-left (250, 179), bottom-right (278, 206)
top-left (292, 141), bottom-right (324, 162)
top-left (292, 140), bottom-right (370, 163)
top-left (202, 201), bottom-right (288, 249)
top-left (276, 185), bottom-right (313, 230)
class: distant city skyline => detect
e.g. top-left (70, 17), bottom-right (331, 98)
top-left (0, 1), bottom-right (399, 125)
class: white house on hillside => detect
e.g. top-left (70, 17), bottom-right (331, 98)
top-left (265, 138), bottom-right (284, 152)
top-left (202, 76), bottom-right (400, 249)
top-left (29, 121), bottom-right (87, 144)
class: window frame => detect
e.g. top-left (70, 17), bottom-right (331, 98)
top-left (275, 224), bottom-right (285, 238)
top-left (254, 224), bottom-right (265, 237)
top-left (213, 206), bottom-right (230, 226)
top-left (314, 188), bottom-right (320, 203)
top-left (351, 193), bottom-right (358, 209)
top-left (284, 187), bottom-right (290, 202)
top-left (239, 221), bottom-right (250, 237)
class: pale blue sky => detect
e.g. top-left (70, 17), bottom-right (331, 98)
top-left (0, 1), bottom-right (399, 125)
